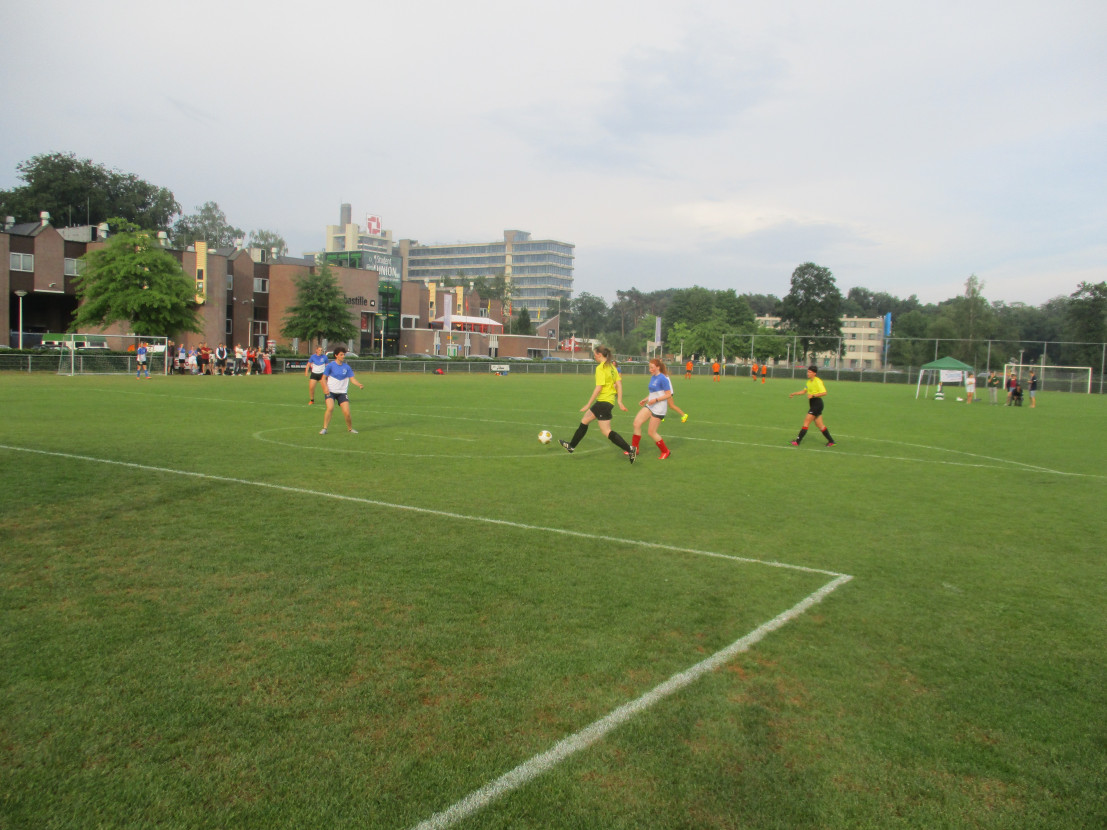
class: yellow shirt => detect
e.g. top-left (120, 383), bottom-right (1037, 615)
top-left (805, 376), bottom-right (827, 397)
top-left (594, 362), bottom-right (619, 404)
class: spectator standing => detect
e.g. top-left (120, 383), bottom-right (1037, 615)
top-left (986, 371), bottom-right (1000, 404)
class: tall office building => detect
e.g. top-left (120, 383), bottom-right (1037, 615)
top-left (399, 230), bottom-right (573, 322)
top-left (324, 203), bottom-right (395, 259)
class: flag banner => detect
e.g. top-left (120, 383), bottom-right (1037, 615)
top-left (654, 316), bottom-right (662, 343)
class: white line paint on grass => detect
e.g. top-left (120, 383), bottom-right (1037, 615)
top-left (0, 442), bottom-right (853, 827)
top-left (410, 574), bottom-right (853, 830)
top-left (0, 443), bottom-right (843, 578)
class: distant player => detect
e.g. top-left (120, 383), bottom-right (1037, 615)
top-left (135, 341), bottom-right (150, 379)
top-left (789, 366), bottom-right (835, 447)
top-left (712, 360), bottom-right (721, 382)
top-left (306, 346), bottom-right (327, 404)
top-left (760, 362), bottom-right (768, 384)
top-left (685, 360), bottom-right (694, 380)
top-left (320, 346), bottom-right (364, 434)
top-left (751, 361), bottom-right (759, 381)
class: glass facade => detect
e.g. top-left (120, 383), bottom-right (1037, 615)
top-left (406, 233), bottom-right (574, 322)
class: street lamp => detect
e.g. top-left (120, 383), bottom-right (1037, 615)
top-left (14, 290), bottom-right (27, 350)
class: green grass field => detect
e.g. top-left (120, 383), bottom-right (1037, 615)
top-left (1, 369), bottom-right (1105, 829)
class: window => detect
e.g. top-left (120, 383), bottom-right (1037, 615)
top-left (226, 274), bottom-right (234, 290)
top-left (253, 321), bottom-right (268, 336)
top-left (64, 257), bottom-right (85, 276)
top-left (10, 253), bottom-right (33, 271)
top-left (254, 277), bottom-right (269, 293)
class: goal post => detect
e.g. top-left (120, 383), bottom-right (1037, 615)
top-left (1002, 363), bottom-right (1092, 394)
top-left (55, 334), bottom-right (170, 376)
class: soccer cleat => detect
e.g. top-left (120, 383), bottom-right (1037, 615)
top-left (308, 399), bottom-right (314, 405)
top-left (681, 414), bottom-right (688, 423)
top-left (659, 450), bottom-right (671, 460)
top-left (628, 446), bottom-right (637, 464)
top-left (558, 439), bottom-right (574, 454)
top-left (320, 428), bottom-right (328, 435)
top-left (790, 440), bottom-right (800, 446)
top-left (825, 441), bottom-right (836, 447)
top-left (348, 429), bottom-right (358, 434)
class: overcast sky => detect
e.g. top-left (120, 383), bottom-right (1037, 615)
top-left (4, 0), bottom-right (1105, 307)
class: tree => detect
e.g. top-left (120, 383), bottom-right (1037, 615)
top-left (247, 229), bottom-right (288, 258)
top-left (171, 201), bottom-right (244, 249)
top-left (571, 292), bottom-right (609, 338)
top-left (280, 263), bottom-right (359, 349)
top-left (0, 152), bottom-right (180, 229)
top-left (1064, 281), bottom-right (1107, 365)
top-left (777, 262), bottom-right (844, 362)
top-left (513, 307), bottom-right (535, 335)
top-left (740, 293), bottom-right (781, 317)
top-left (71, 219), bottom-right (202, 337)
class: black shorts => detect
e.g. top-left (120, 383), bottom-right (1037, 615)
top-left (310, 371), bottom-right (325, 381)
top-left (807, 397), bottom-right (825, 417)
top-left (590, 401), bottom-right (615, 421)
top-left (326, 392), bottom-right (349, 405)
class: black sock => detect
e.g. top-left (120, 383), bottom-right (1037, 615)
top-left (796, 427), bottom-right (808, 443)
top-left (821, 428), bottom-right (834, 442)
top-left (608, 431), bottom-right (631, 453)
top-left (570, 423), bottom-right (589, 448)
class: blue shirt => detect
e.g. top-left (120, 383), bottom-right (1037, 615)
top-left (309, 353), bottom-right (328, 373)
top-left (323, 361), bottom-right (356, 394)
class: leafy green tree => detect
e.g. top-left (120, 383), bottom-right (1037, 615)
top-left (571, 292), bottom-right (609, 338)
top-left (0, 152), bottom-right (180, 229)
top-left (714, 289), bottom-right (756, 330)
top-left (777, 262), bottom-right (844, 362)
top-left (171, 201), bottom-right (244, 249)
top-left (740, 293), bottom-right (781, 317)
top-left (666, 321), bottom-right (696, 358)
top-left (280, 263), bottom-right (359, 349)
top-left (72, 219), bottom-right (202, 337)
top-left (513, 307), bottom-right (535, 336)
top-left (1064, 281), bottom-right (1107, 365)
top-left (247, 229), bottom-right (288, 258)
top-left (885, 309), bottom-right (931, 367)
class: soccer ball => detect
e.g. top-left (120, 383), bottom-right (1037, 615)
top-left (538, 430), bottom-right (552, 444)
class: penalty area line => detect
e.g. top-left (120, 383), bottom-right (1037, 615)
top-left (409, 573), bottom-right (853, 830)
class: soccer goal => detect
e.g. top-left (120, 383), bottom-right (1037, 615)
top-left (1003, 363), bottom-right (1092, 393)
top-left (54, 334), bottom-right (170, 376)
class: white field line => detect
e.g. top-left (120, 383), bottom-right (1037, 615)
top-left (0, 444), bottom-right (845, 579)
top-left (411, 574), bottom-right (853, 830)
top-left (80, 387), bottom-right (1100, 478)
top-left (2, 441), bottom-right (853, 825)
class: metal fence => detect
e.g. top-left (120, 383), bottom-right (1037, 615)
top-left (1, 353), bottom-right (1102, 393)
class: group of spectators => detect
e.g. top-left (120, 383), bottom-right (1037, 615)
top-left (165, 341), bottom-right (271, 376)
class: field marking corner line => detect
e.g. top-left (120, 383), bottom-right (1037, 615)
top-left (0, 442), bottom-right (856, 828)
top-left (408, 571), bottom-right (853, 830)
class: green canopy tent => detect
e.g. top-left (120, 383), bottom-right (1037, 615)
top-left (916, 356), bottom-right (975, 399)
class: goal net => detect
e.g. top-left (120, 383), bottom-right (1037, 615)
top-left (53, 334), bottom-right (171, 376)
top-left (1002, 363), bottom-right (1092, 393)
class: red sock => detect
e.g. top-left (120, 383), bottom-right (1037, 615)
top-left (632, 434), bottom-right (641, 449)
top-left (656, 439), bottom-right (668, 453)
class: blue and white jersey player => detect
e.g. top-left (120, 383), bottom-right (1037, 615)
top-left (320, 346), bottom-right (364, 435)
top-left (306, 345), bottom-right (328, 405)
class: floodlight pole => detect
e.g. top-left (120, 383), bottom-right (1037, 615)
top-left (14, 290), bottom-right (27, 350)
